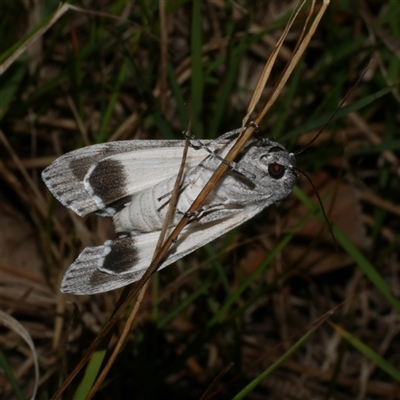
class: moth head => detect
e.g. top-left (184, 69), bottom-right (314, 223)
top-left (239, 139), bottom-right (297, 202)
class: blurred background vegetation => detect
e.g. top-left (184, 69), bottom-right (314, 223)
top-left (1, 0), bottom-right (399, 399)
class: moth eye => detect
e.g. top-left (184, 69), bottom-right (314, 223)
top-left (268, 163), bottom-right (285, 179)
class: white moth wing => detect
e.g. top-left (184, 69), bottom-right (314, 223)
top-left (61, 203), bottom-right (264, 295)
top-left (42, 140), bottom-right (220, 217)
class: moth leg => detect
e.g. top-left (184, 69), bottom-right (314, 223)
top-left (211, 128), bottom-right (242, 142)
top-left (182, 191), bottom-right (272, 222)
top-left (211, 122), bottom-right (258, 141)
top-left (156, 174), bottom-right (203, 211)
top-left (183, 131), bottom-right (256, 180)
top-left (181, 203), bottom-right (243, 224)
top-left (183, 203), bottom-right (226, 218)
top-left (197, 207), bottom-right (242, 224)
top-left (213, 123), bottom-right (258, 141)
top-left (156, 180), bottom-right (191, 203)
top-left (248, 120), bottom-right (259, 132)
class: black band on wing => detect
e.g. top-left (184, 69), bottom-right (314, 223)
top-left (87, 159), bottom-right (128, 206)
top-left (101, 237), bottom-right (139, 274)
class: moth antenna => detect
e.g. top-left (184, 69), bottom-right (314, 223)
top-left (293, 166), bottom-right (337, 249)
top-left (294, 61), bottom-right (371, 156)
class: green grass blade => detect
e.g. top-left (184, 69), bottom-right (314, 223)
top-left (0, 2), bottom-right (59, 65)
top-left (0, 62), bottom-right (26, 118)
top-left (294, 186), bottom-right (400, 314)
top-left (168, 62), bottom-right (189, 128)
top-left (190, 1), bottom-right (203, 137)
top-left (283, 85), bottom-right (397, 140)
top-left (333, 323), bottom-right (400, 382)
top-left (208, 37), bottom-right (248, 137)
top-left (0, 350), bottom-right (25, 400)
top-left (97, 61), bottom-right (128, 143)
top-left (206, 206), bottom-right (314, 328)
top-left (74, 349), bottom-right (107, 400)
top-left (203, 243), bottom-right (231, 294)
top-left (157, 282), bottom-right (212, 328)
top-left (334, 226), bottom-right (400, 313)
top-left (233, 318), bottom-right (326, 399)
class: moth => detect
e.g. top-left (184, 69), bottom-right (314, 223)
top-left (42, 128), bottom-right (297, 295)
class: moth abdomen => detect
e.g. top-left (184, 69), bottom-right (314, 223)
top-left (113, 175), bottom-right (183, 233)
